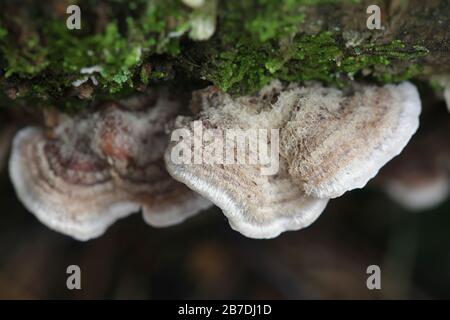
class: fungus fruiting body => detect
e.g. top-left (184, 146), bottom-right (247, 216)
top-left (164, 119), bottom-right (329, 238)
top-left (6, 80), bottom-right (424, 239)
top-left (385, 177), bottom-right (449, 211)
top-left (280, 81), bottom-right (422, 199)
top-left (182, 0), bottom-right (205, 8)
top-left (9, 92), bottom-right (211, 240)
top-left (165, 80), bottom-right (422, 238)
top-left (378, 108), bottom-right (450, 210)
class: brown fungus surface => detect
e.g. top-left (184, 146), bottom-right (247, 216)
top-left (9, 91), bottom-right (211, 241)
top-left (165, 80), bottom-right (421, 238)
top-left (280, 81), bottom-right (421, 198)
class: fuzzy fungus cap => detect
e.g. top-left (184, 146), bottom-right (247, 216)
top-left (164, 118), bottom-right (329, 239)
top-left (280, 81), bottom-right (422, 198)
top-left (9, 92), bottom-right (210, 241)
top-left (165, 80), bottom-right (421, 238)
top-left (165, 82), bottom-right (329, 239)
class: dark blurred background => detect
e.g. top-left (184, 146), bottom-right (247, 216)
top-left (0, 166), bottom-right (449, 299)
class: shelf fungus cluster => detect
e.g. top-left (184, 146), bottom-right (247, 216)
top-left (165, 81), bottom-right (422, 238)
top-left (7, 80), bottom-right (423, 240)
top-left (8, 92), bottom-right (211, 241)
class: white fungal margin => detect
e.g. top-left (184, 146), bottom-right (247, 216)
top-left (307, 82), bottom-right (422, 199)
top-left (164, 152), bottom-right (328, 239)
top-left (9, 128), bottom-right (140, 241)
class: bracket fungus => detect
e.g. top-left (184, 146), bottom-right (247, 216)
top-left (9, 92), bottom-right (211, 241)
top-left (378, 109), bottom-right (450, 210)
top-left (280, 81), bottom-right (422, 199)
top-left (165, 80), bottom-right (422, 238)
top-left (165, 116), bottom-right (329, 238)
top-left (383, 170), bottom-right (449, 211)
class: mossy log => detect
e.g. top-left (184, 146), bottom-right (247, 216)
top-left (0, 0), bottom-right (448, 110)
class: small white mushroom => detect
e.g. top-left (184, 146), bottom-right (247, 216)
top-left (9, 92), bottom-right (210, 241)
top-left (165, 80), bottom-right (421, 238)
top-left (188, 0), bottom-right (217, 41)
top-left (80, 66), bottom-right (103, 74)
top-left (71, 76), bottom-right (89, 87)
top-left (182, 0), bottom-right (205, 9)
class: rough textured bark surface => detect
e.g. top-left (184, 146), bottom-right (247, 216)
top-left (0, 0), bottom-right (448, 110)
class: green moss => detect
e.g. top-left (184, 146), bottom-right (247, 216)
top-left (0, 0), bottom-right (211, 99)
top-left (1, 35), bottom-right (50, 78)
top-left (201, 28), bottom-right (428, 94)
top-left (0, 26), bottom-right (6, 40)
top-left (242, 0), bottom-right (361, 43)
top-left (44, 21), bottom-right (142, 93)
top-left (341, 41), bottom-right (428, 81)
top-left (0, 0), bottom-right (431, 105)
top-left (243, 0), bottom-right (305, 42)
top-left (191, 0), bottom-right (429, 95)
top-left (279, 32), bottom-right (342, 83)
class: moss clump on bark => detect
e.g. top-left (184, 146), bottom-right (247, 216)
top-left (0, 0), bottom-right (211, 101)
top-left (0, 0), bottom-right (444, 109)
top-left (198, 30), bottom-right (427, 95)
